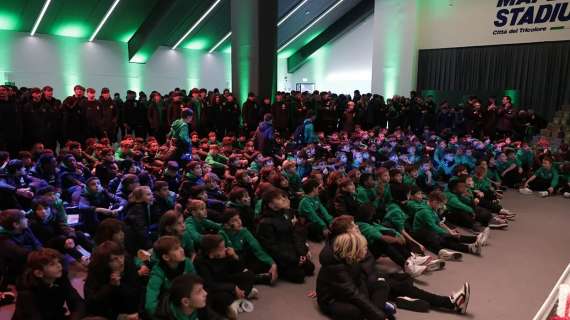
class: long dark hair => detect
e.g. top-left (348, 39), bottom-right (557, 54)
top-left (88, 240), bottom-right (124, 283)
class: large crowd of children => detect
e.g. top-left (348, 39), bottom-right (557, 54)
top-left (0, 84), bottom-right (569, 320)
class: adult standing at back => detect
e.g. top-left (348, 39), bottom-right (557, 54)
top-left (242, 92), bottom-right (260, 136)
top-left (62, 85), bottom-right (86, 144)
top-left (496, 96), bottom-right (515, 139)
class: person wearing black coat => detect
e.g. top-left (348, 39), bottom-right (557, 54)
top-left (20, 88), bottom-right (46, 149)
top-left (13, 248), bottom-right (85, 320)
top-left (242, 93), bottom-right (260, 135)
top-left (124, 186), bottom-right (156, 255)
top-left (194, 234), bottom-right (256, 317)
top-left (84, 241), bottom-right (142, 319)
top-left (0, 85), bottom-right (22, 155)
top-left (256, 189), bottom-right (314, 283)
top-left (0, 209), bottom-right (43, 285)
top-left (99, 88), bottom-right (118, 142)
top-left (271, 94), bottom-right (289, 137)
top-left (83, 88), bottom-right (104, 139)
top-left (61, 85), bottom-right (86, 144)
top-left (40, 86), bottom-right (62, 150)
top-left (317, 232), bottom-right (389, 320)
top-left (320, 215), bottom-right (470, 316)
top-left (219, 95), bottom-right (240, 136)
top-left (333, 178), bottom-right (361, 216)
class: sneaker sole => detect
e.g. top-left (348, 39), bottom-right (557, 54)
top-left (426, 260), bottom-right (446, 271)
top-left (440, 252), bottom-right (463, 261)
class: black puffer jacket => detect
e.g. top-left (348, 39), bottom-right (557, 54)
top-left (316, 239), bottom-right (387, 320)
top-left (256, 207), bottom-right (308, 266)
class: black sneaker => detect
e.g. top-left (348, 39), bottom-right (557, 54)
top-left (254, 273), bottom-right (272, 285)
top-left (394, 296), bottom-right (430, 312)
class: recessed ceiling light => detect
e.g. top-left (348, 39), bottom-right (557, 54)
top-left (172, 0), bottom-right (222, 50)
top-left (30, 0), bottom-right (51, 36)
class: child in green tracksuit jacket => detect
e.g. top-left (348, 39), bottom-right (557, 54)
top-left (382, 183), bottom-right (428, 254)
top-left (521, 157), bottom-right (559, 197)
top-left (145, 236), bottom-right (197, 316)
top-left (404, 186), bottom-right (428, 222)
top-left (219, 209), bottom-right (277, 284)
top-left (155, 274), bottom-right (208, 320)
top-left (298, 179), bottom-right (333, 241)
top-left (412, 191), bottom-right (481, 257)
top-left (184, 200), bottom-right (222, 248)
top-left (354, 203), bottom-right (412, 267)
top-left (496, 150), bottom-right (523, 187)
top-left (444, 177), bottom-right (492, 231)
top-left (356, 173), bottom-right (378, 205)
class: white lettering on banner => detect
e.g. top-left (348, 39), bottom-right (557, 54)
top-left (492, 0), bottom-right (570, 36)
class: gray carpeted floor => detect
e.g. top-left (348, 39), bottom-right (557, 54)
top-left (1, 191), bottom-right (569, 319)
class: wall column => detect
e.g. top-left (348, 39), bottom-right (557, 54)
top-left (371, 0), bottom-right (418, 97)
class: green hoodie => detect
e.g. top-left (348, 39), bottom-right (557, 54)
top-left (413, 206), bottom-right (447, 235)
top-left (356, 186), bottom-right (377, 205)
top-left (145, 258), bottom-right (196, 315)
top-left (516, 149), bottom-right (534, 167)
top-left (382, 203), bottom-right (408, 233)
top-left (298, 195), bottom-right (333, 231)
top-left (219, 228), bottom-right (274, 266)
top-left (535, 167), bottom-right (559, 188)
top-left (444, 191), bottom-right (474, 214)
top-left (356, 221), bottom-right (400, 245)
top-left (404, 199), bottom-right (429, 218)
top-left (205, 153), bottom-right (228, 170)
top-left (184, 216), bottom-right (221, 248)
top-left (169, 119), bottom-right (190, 145)
top-left (473, 175), bottom-right (492, 192)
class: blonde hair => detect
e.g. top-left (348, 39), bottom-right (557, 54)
top-left (333, 232), bottom-right (368, 265)
top-left (128, 186), bottom-right (151, 203)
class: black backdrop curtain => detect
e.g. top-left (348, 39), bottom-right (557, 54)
top-left (417, 40), bottom-right (570, 120)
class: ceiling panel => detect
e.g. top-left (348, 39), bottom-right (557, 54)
top-left (95, 0), bottom-right (159, 42)
top-left (277, 0), bottom-right (365, 58)
top-left (34, 0), bottom-right (115, 38)
top-left (0, 0), bottom-right (46, 32)
top-left (0, 0), bottom-right (368, 58)
top-left (179, 0), bottom-right (230, 50)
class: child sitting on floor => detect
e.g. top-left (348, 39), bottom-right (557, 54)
top-left (13, 248), bottom-right (85, 320)
top-left (145, 236), bottom-right (196, 317)
top-left (195, 234), bottom-right (257, 319)
top-left (219, 208), bottom-right (277, 285)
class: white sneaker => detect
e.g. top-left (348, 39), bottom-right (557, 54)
top-left (489, 217), bottom-right (509, 229)
top-left (404, 259), bottom-right (427, 277)
top-left (410, 252), bottom-right (432, 266)
top-left (477, 227), bottom-right (490, 247)
top-left (499, 208), bottom-right (516, 217)
top-left (238, 299), bottom-right (254, 313)
top-left (564, 192), bottom-right (570, 198)
top-left (468, 241), bottom-right (481, 255)
top-left (247, 287), bottom-right (259, 300)
top-left (538, 191), bottom-right (549, 197)
top-left (519, 187), bottom-right (533, 195)
top-left (450, 282), bottom-right (470, 314)
top-left (438, 249), bottom-right (463, 261)
top-left (425, 259), bottom-right (446, 272)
